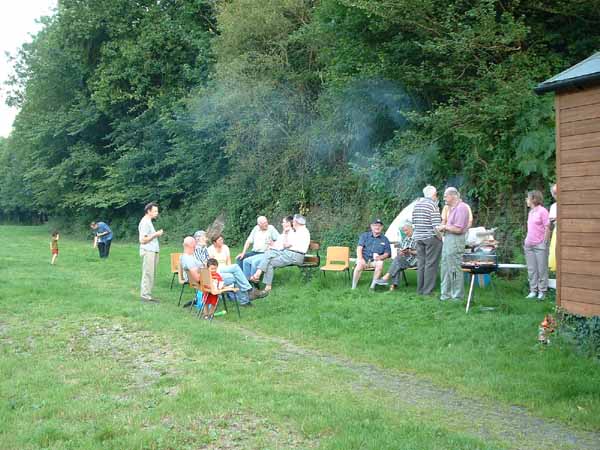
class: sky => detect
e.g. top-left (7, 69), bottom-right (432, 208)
top-left (0, 0), bottom-right (57, 138)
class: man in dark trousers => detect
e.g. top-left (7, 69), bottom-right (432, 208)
top-left (91, 221), bottom-right (113, 258)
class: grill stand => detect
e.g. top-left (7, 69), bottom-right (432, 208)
top-left (465, 272), bottom-right (476, 313)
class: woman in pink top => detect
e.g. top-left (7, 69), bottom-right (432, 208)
top-left (524, 190), bottom-right (550, 300)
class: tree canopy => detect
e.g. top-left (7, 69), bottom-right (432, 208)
top-left (1, 0), bottom-right (598, 252)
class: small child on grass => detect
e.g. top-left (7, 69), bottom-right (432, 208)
top-left (50, 230), bottom-right (60, 265)
top-left (202, 258), bottom-right (237, 320)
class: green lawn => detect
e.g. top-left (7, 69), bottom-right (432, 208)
top-left (1, 225), bottom-right (599, 449)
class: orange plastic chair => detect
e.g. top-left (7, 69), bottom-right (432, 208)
top-left (320, 246), bottom-right (350, 283)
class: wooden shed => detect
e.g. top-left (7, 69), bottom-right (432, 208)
top-left (535, 52), bottom-right (600, 317)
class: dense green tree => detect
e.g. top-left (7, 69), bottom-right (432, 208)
top-left (2, 0), bottom-right (598, 251)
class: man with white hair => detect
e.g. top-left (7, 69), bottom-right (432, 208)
top-left (411, 185), bottom-right (443, 295)
top-left (250, 214), bottom-right (310, 292)
top-left (236, 216), bottom-right (280, 275)
top-left (437, 187), bottom-right (470, 301)
top-left (375, 222), bottom-right (417, 291)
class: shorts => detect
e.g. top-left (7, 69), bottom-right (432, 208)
top-left (51, 249), bottom-right (59, 255)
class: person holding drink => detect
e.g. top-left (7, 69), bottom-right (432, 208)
top-left (351, 218), bottom-right (392, 290)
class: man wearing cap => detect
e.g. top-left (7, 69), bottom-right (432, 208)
top-left (352, 219), bottom-right (391, 290)
top-left (190, 230), bottom-right (260, 305)
top-left (250, 214), bottom-right (310, 292)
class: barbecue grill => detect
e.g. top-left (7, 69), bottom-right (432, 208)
top-left (461, 242), bottom-right (498, 312)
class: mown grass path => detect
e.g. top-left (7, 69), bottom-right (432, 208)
top-left (1, 225), bottom-right (599, 449)
top-left (233, 324), bottom-right (600, 450)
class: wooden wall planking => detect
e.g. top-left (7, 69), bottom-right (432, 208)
top-left (562, 273), bottom-right (600, 291)
top-left (561, 131), bottom-right (600, 150)
top-left (560, 259), bottom-right (600, 276)
top-left (560, 232), bottom-right (600, 246)
top-left (559, 85), bottom-right (600, 109)
top-left (561, 219), bottom-right (600, 233)
top-left (560, 148), bottom-right (600, 164)
top-left (560, 117), bottom-right (600, 137)
top-left (561, 300), bottom-right (600, 317)
top-left (561, 161), bottom-right (600, 177)
top-left (562, 246), bottom-right (600, 261)
top-left (560, 175), bottom-right (600, 191)
top-left (560, 103), bottom-right (600, 123)
top-left (556, 87), bottom-right (600, 316)
top-left (559, 206), bottom-right (600, 219)
top-left (560, 190), bottom-right (600, 205)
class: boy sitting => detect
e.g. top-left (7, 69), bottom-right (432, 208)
top-left (203, 258), bottom-right (238, 320)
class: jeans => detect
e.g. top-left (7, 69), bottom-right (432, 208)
top-left (219, 264), bottom-right (252, 304)
top-left (243, 253), bottom-right (265, 278)
top-left (236, 251), bottom-right (263, 269)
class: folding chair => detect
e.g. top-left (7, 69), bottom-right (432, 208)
top-left (320, 246), bottom-right (350, 283)
top-left (185, 270), bottom-right (206, 317)
top-left (170, 253), bottom-right (182, 289)
top-left (199, 268), bottom-right (241, 319)
top-left (177, 263), bottom-right (190, 306)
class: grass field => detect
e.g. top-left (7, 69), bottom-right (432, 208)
top-left (1, 225), bottom-right (599, 449)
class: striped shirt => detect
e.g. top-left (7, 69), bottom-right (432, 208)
top-left (412, 197), bottom-right (441, 241)
top-left (399, 235), bottom-right (417, 266)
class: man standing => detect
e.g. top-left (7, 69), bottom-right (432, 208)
top-left (437, 187), bottom-right (470, 301)
top-left (138, 202), bottom-right (163, 302)
top-left (352, 219), bottom-right (391, 290)
top-left (90, 221), bottom-right (113, 259)
top-left (412, 185), bottom-right (443, 296)
top-left (236, 216), bottom-right (279, 274)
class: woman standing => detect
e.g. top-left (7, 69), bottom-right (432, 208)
top-left (524, 190), bottom-right (551, 300)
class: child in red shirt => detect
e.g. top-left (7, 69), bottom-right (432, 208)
top-left (203, 258), bottom-right (237, 319)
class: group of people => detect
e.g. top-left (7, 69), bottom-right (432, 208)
top-left (115, 182), bottom-right (557, 307)
top-left (135, 202), bottom-right (312, 309)
top-left (351, 185), bottom-right (472, 301)
top-left (351, 183), bottom-right (557, 301)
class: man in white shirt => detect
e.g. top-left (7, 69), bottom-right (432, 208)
top-left (138, 202), bottom-right (164, 302)
top-left (236, 216), bottom-right (279, 274)
top-left (250, 214), bottom-right (310, 292)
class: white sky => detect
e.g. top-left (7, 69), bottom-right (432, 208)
top-left (0, 0), bottom-right (57, 138)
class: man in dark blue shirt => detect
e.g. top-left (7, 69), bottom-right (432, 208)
top-left (352, 219), bottom-right (391, 290)
top-left (91, 221), bottom-right (113, 259)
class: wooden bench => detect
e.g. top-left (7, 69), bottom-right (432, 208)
top-left (298, 241), bottom-right (321, 281)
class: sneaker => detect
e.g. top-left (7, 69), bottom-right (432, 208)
top-left (141, 296), bottom-right (160, 303)
top-left (374, 278), bottom-right (389, 286)
top-left (525, 292), bottom-right (537, 299)
top-left (537, 292), bottom-right (545, 300)
top-left (241, 302), bottom-right (254, 307)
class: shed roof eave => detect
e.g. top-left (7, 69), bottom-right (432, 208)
top-left (534, 72), bottom-right (600, 95)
